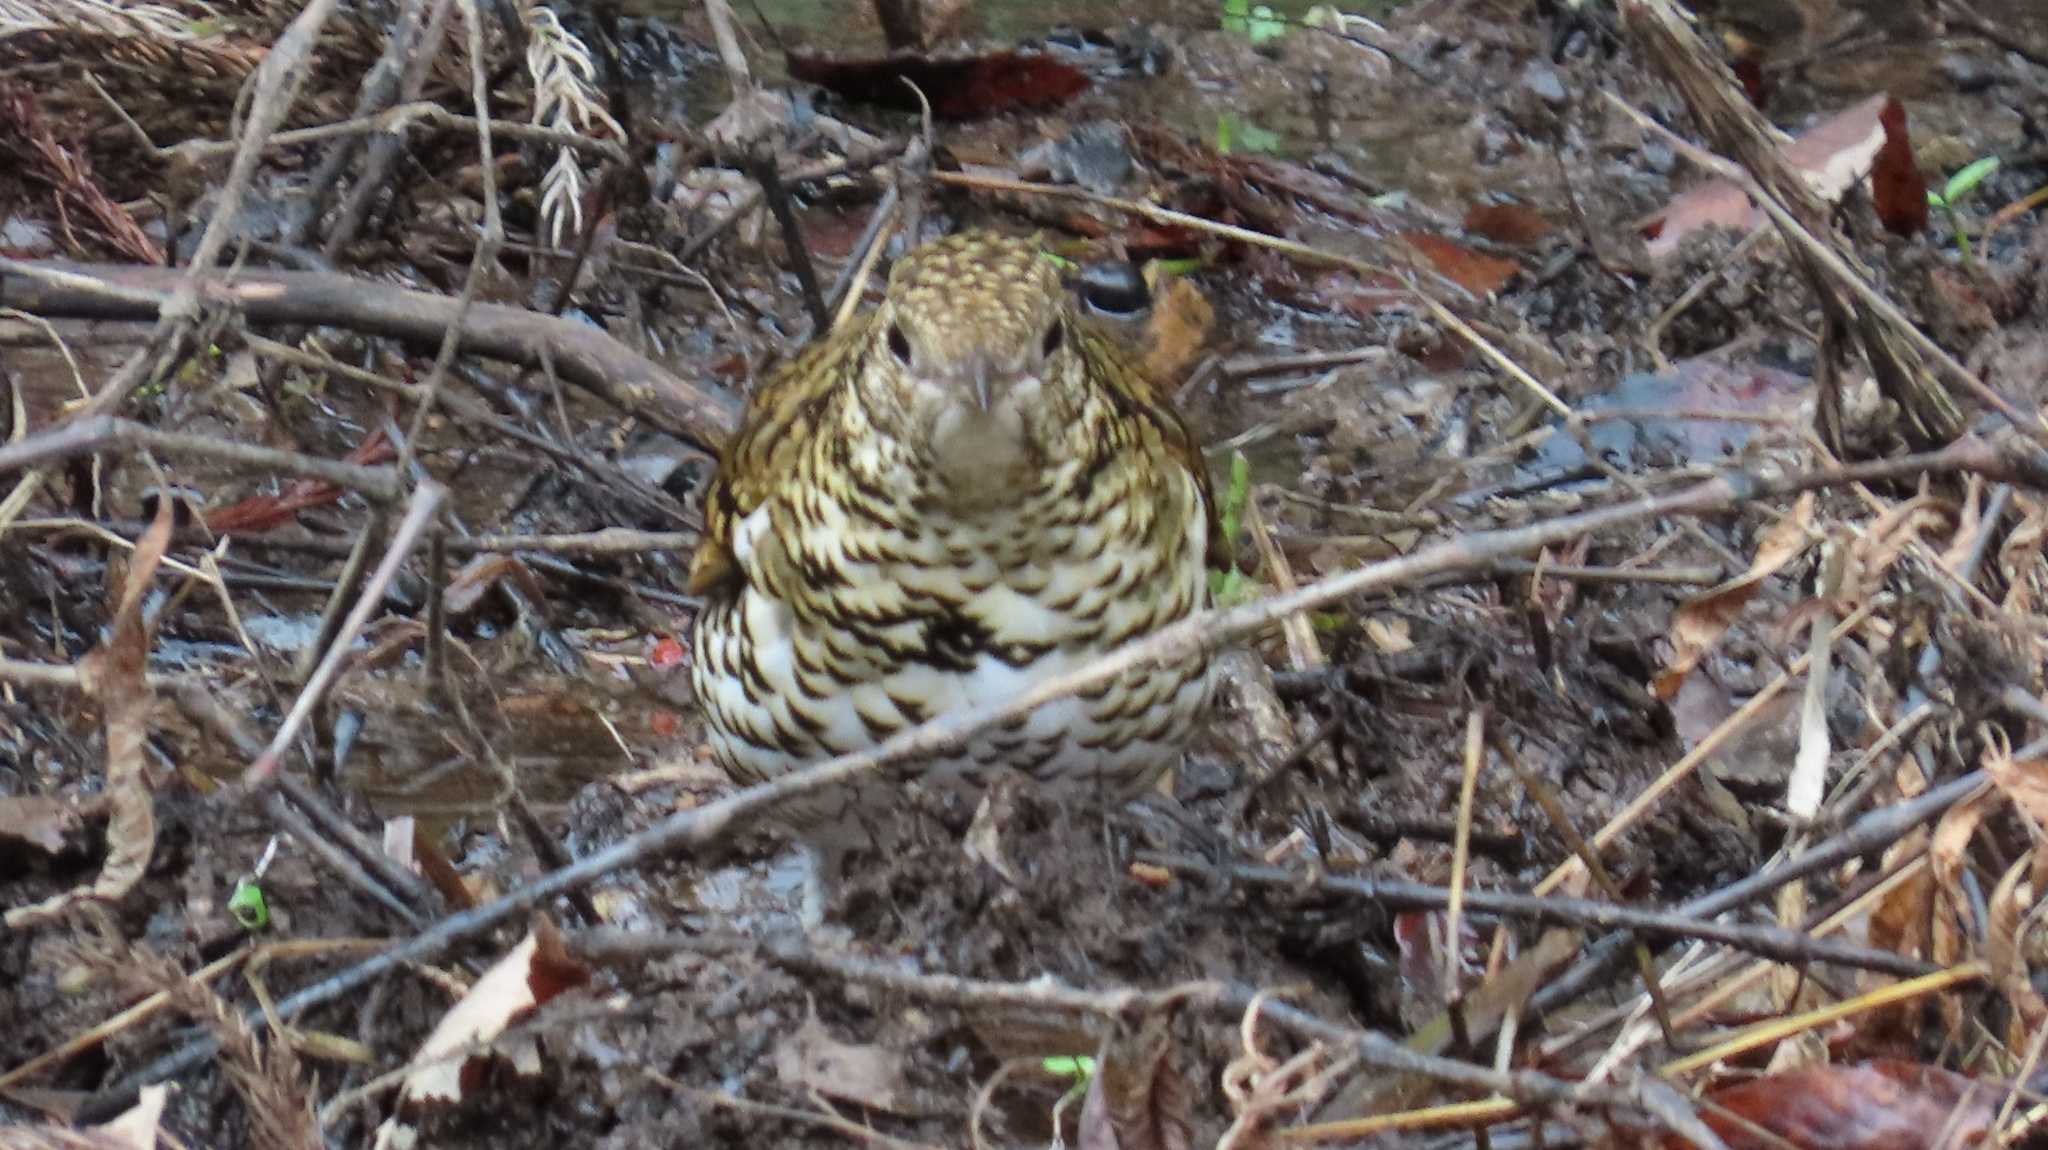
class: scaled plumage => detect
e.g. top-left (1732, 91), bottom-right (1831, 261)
top-left (689, 231), bottom-right (1217, 907)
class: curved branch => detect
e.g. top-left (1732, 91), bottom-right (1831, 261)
top-left (0, 261), bottom-right (741, 450)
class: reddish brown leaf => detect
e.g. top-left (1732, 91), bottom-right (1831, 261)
top-left (1683, 1061), bottom-right (1998, 1150)
top-left (1731, 55), bottom-right (1770, 107)
top-left (443, 553), bottom-right (541, 615)
top-left (1871, 98), bottom-right (1928, 237)
top-left (785, 49), bottom-right (1087, 119)
top-left (1121, 225), bottom-right (1205, 262)
top-left (1463, 202), bottom-right (1556, 248)
top-left (1399, 232), bottom-right (1521, 296)
top-left (204, 428), bottom-right (397, 534)
top-left (411, 821), bottom-right (477, 911)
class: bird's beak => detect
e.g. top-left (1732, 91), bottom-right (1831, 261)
top-left (971, 362), bottom-right (994, 413)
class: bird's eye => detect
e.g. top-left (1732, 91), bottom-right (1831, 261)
top-left (1078, 262), bottom-right (1149, 316)
top-left (886, 323), bottom-right (913, 366)
top-left (1041, 319), bottom-right (1066, 358)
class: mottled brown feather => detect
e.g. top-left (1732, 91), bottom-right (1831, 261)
top-left (688, 246), bottom-right (1221, 597)
top-left (686, 320), bottom-right (874, 597)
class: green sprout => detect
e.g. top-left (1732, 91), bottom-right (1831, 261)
top-left (1222, 0), bottom-right (1287, 47)
top-left (1041, 1055), bottom-right (1097, 1079)
top-left (228, 878), bottom-right (269, 930)
top-left (1044, 1055), bottom-right (1097, 1147)
top-left (1215, 113), bottom-right (1281, 156)
top-left (1210, 451), bottom-right (1258, 607)
top-left (1928, 156), bottom-right (2000, 268)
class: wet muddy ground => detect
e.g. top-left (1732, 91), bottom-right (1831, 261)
top-left (5, 0), bottom-right (2048, 1146)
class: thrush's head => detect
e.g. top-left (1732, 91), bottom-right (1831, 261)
top-left (854, 232), bottom-right (1091, 494)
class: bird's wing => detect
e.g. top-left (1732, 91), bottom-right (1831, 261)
top-left (687, 319), bottom-right (868, 596)
top-left (1076, 321), bottom-right (1227, 571)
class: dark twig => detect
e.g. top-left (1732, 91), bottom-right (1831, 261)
top-left (0, 416), bottom-right (401, 500)
top-left (396, 0), bottom-right (502, 486)
top-left (241, 334), bottom-right (691, 523)
top-left (1241, 995), bottom-right (1727, 1149)
top-left (172, 683), bottom-right (437, 910)
top-left (1525, 770), bottom-right (1989, 1018)
top-left (294, 511), bottom-right (386, 684)
top-left (246, 482), bottom-right (447, 784)
top-left (748, 141), bottom-right (830, 331)
top-left (321, 0), bottom-right (459, 258)
top-left (174, 101), bottom-right (633, 168)
top-left (1142, 856), bottom-right (1934, 977)
top-left (22, 520), bottom-right (697, 558)
top-left (261, 792), bottom-right (421, 926)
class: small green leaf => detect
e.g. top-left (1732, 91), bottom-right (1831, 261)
top-left (228, 878), bottom-right (269, 930)
top-left (1221, 0), bottom-right (1251, 34)
top-left (1219, 451), bottom-right (1251, 544)
top-left (1943, 156), bottom-right (2001, 204)
top-left (1042, 1055), bottom-right (1097, 1079)
top-left (1039, 250), bottom-right (1078, 272)
top-left (1237, 121), bottom-right (1282, 153)
top-left (1248, 4), bottom-right (1287, 45)
top-left (1211, 568), bottom-right (1262, 606)
top-left (1149, 256), bottom-right (1204, 278)
top-left (1215, 113), bottom-right (1234, 155)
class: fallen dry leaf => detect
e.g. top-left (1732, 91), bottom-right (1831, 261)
top-left (1078, 1012), bottom-right (1191, 1150)
top-left (1642, 94), bottom-right (1902, 259)
top-left (773, 1011), bottom-right (917, 1115)
top-left (1985, 854), bottom-right (2047, 1042)
top-left (1675, 1060), bottom-right (1999, 1150)
top-left (0, 796), bottom-right (82, 855)
top-left (1870, 98), bottom-right (1928, 237)
top-left (1985, 746), bottom-right (2048, 829)
top-left (372, 919), bottom-right (590, 1150)
top-left (204, 427), bottom-right (395, 534)
top-left (1463, 201), bottom-right (1555, 248)
top-left (1654, 493), bottom-right (1815, 700)
top-left (442, 553), bottom-right (546, 616)
top-left (1398, 232), bottom-right (1522, 297)
top-left (6, 500), bottom-right (170, 930)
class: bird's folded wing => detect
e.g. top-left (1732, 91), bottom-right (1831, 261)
top-left (688, 321), bottom-right (869, 596)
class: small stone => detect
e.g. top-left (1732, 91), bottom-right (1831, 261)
top-left (1939, 52), bottom-right (1998, 92)
top-left (1522, 62), bottom-right (1568, 108)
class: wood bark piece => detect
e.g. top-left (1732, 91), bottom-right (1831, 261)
top-left (0, 262), bottom-right (741, 449)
